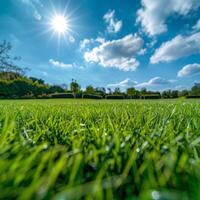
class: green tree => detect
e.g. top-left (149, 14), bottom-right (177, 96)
top-left (85, 85), bottom-right (95, 94)
top-left (178, 90), bottom-right (189, 97)
top-left (29, 77), bottom-right (45, 85)
top-left (191, 83), bottom-right (200, 96)
top-left (126, 87), bottom-right (140, 99)
top-left (126, 87), bottom-right (135, 97)
top-left (113, 87), bottom-right (121, 95)
top-left (95, 87), bottom-right (106, 97)
top-left (48, 85), bottom-right (65, 94)
top-left (70, 79), bottom-right (81, 97)
top-left (107, 88), bottom-right (112, 95)
top-left (141, 88), bottom-right (147, 95)
top-left (171, 90), bottom-right (178, 98)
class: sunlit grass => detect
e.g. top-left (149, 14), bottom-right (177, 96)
top-left (0, 99), bottom-right (200, 199)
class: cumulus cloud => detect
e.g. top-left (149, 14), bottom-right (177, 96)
top-left (107, 78), bottom-right (137, 88)
top-left (96, 37), bottom-right (106, 44)
top-left (19, 0), bottom-right (43, 20)
top-left (103, 10), bottom-right (122, 34)
top-left (80, 39), bottom-right (91, 50)
top-left (80, 37), bottom-right (105, 50)
top-left (193, 19), bottom-right (200, 31)
top-left (177, 63), bottom-right (200, 77)
top-left (150, 32), bottom-right (200, 64)
top-left (49, 59), bottom-right (73, 69)
top-left (107, 77), bottom-right (175, 89)
top-left (136, 77), bottom-right (175, 88)
top-left (137, 0), bottom-right (200, 36)
top-left (84, 34), bottom-right (144, 71)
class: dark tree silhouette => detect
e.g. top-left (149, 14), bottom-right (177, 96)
top-left (0, 40), bottom-right (23, 73)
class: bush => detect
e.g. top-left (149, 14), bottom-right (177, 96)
top-left (75, 93), bottom-right (83, 98)
top-left (21, 94), bottom-right (36, 99)
top-left (186, 95), bottom-right (200, 99)
top-left (106, 95), bottom-right (125, 99)
top-left (37, 94), bottom-right (51, 99)
top-left (127, 95), bottom-right (140, 99)
top-left (48, 85), bottom-right (65, 94)
top-left (83, 94), bottom-right (102, 99)
top-left (51, 93), bottom-right (74, 98)
top-left (141, 95), bottom-right (161, 99)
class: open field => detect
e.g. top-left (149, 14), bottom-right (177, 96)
top-left (0, 99), bottom-right (200, 199)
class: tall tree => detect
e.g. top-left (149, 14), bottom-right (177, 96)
top-left (70, 79), bottom-right (81, 97)
top-left (29, 77), bottom-right (45, 84)
top-left (127, 87), bottom-right (136, 96)
top-left (95, 87), bottom-right (106, 97)
top-left (85, 85), bottom-right (95, 94)
top-left (141, 88), bottom-right (147, 95)
top-left (113, 87), bottom-right (121, 95)
top-left (191, 83), bottom-right (200, 96)
top-left (0, 40), bottom-right (23, 73)
top-left (107, 88), bottom-right (112, 95)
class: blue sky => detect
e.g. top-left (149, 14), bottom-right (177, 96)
top-left (0, 0), bottom-right (200, 90)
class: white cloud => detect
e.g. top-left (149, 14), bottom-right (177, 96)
top-left (107, 78), bottom-right (137, 88)
top-left (80, 39), bottom-right (92, 50)
top-left (80, 37), bottom-right (106, 50)
top-left (49, 59), bottom-right (73, 69)
top-left (136, 77), bottom-right (175, 88)
top-left (103, 10), bottom-right (122, 34)
top-left (107, 77), bottom-right (175, 89)
top-left (193, 19), bottom-right (200, 31)
top-left (96, 37), bottom-right (106, 44)
top-left (150, 32), bottom-right (200, 64)
top-left (19, 0), bottom-right (43, 20)
top-left (84, 34), bottom-right (144, 71)
top-left (137, 0), bottom-right (200, 36)
top-left (177, 63), bottom-right (200, 77)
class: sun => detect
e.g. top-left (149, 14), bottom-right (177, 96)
top-left (50, 15), bottom-right (69, 34)
top-left (44, 6), bottom-right (79, 44)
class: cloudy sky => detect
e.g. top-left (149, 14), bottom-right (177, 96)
top-left (0, 0), bottom-right (200, 90)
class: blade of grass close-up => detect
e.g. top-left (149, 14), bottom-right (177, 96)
top-left (0, 99), bottom-right (200, 199)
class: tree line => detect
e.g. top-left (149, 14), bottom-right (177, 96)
top-left (0, 40), bottom-right (200, 99)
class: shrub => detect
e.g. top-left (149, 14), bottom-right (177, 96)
top-left (106, 95), bottom-right (125, 99)
top-left (37, 94), bottom-right (51, 99)
top-left (127, 95), bottom-right (140, 99)
top-left (186, 95), bottom-right (200, 99)
top-left (141, 94), bottom-right (161, 99)
top-left (83, 94), bottom-right (102, 99)
top-left (51, 93), bottom-right (74, 98)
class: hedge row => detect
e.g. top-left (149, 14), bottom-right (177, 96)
top-left (141, 95), bottom-right (161, 99)
top-left (51, 93), bottom-right (74, 98)
top-left (82, 94), bottom-right (102, 99)
top-left (186, 96), bottom-right (200, 99)
top-left (106, 95), bottom-right (125, 99)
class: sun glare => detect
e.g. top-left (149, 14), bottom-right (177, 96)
top-left (45, 6), bottom-right (78, 44)
top-left (51, 15), bottom-right (69, 34)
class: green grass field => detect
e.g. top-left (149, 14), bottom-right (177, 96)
top-left (0, 99), bottom-right (200, 200)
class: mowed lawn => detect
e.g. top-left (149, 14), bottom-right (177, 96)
top-left (0, 99), bottom-right (200, 200)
